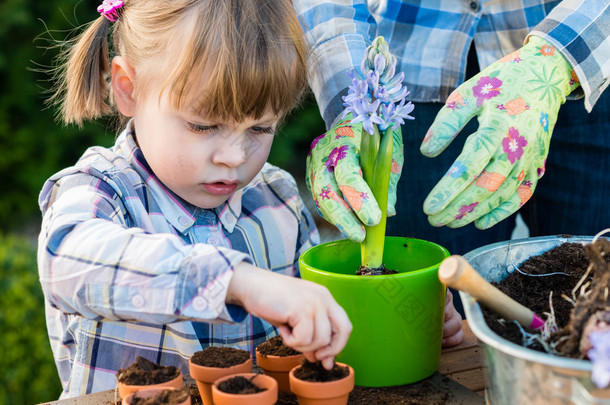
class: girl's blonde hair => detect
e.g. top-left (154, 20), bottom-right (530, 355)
top-left (51, 0), bottom-right (308, 125)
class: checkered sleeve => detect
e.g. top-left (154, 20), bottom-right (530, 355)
top-left (528, 0), bottom-right (610, 112)
top-left (38, 170), bottom-right (249, 325)
top-left (293, 0), bottom-right (375, 127)
top-left (292, 196), bottom-right (320, 278)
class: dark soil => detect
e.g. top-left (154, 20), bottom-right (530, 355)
top-left (217, 375), bottom-right (266, 394)
top-left (117, 356), bottom-right (180, 385)
top-left (293, 360), bottom-right (349, 382)
top-left (257, 336), bottom-right (301, 356)
top-left (348, 377), bottom-right (451, 405)
top-left (481, 239), bottom-right (610, 358)
top-left (555, 238), bottom-right (610, 357)
top-left (356, 263), bottom-right (398, 276)
top-left (128, 388), bottom-right (189, 405)
top-left (190, 346), bottom-right (250, 368)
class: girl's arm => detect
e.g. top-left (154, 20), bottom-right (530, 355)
top-left (38, 172), bottom-right (250, 325)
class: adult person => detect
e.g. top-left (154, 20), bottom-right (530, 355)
top-left (294, 0), bottom-right (610, 258)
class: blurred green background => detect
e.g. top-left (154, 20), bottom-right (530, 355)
top-left (0, 0), bottom-right (325, 402)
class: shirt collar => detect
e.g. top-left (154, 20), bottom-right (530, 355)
top-left (121, 122), bottom-right (243, 234)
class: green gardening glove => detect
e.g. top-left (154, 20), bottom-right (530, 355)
top-left (306, 114), bottom-right (404, 242)
top-left (421, 36), bottom-right (580, 229)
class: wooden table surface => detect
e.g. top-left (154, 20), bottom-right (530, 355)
top-left (44, 320), bottom-right (486, 404)
top-left (439, 320), bottom-right (486, 397)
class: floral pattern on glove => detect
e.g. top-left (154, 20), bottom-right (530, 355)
top-left (305, 115), bottom-right (403, 242)
top-left (421, 36), bottom-right (580, 230)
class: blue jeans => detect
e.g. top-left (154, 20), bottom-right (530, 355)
top-left (387, 91), bottom-right (610, 313)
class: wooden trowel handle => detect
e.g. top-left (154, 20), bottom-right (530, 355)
top-left (438, 255), bottom-right (545, 331)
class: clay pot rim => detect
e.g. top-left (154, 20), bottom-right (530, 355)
top-left (189, 356), bottom-right (253, 383)
top-left (122, 386), bottom-right (190, 405)
top-left (255, 350), bottom-right (305, 371)
top-left (117, 371), bottom-right (184, 399)
top-left (212, 372), bottom-right (278, 401)
top-left (289, 362), bottom-right (355, 397)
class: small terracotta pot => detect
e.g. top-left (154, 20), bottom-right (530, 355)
top-left (289, 363), bottom-right (355, 405)
top-left (189, 356), bottom-right (252, 405)
top-left (117, 371), bottom-right (184, 399)
top-left (255, 349), bottom-right (304, 392)
top-left (212, 373), bottom-right (278, 405)
top-left (122, 387), bottom-right (191, 405)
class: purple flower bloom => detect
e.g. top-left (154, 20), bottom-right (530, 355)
top-left (343, 36), bottom-right (414, 136)
top-left (472, 76), bottom-right (502, 107)
top-left (351, 99), bottom-right (383, 135)
top-left (374, 86), bottom-right (388, 103)
top-left (455, 202), bottom-right (478, 220)
top-left (374, 53), bottom-right (386, 74)
top-left (365, 71), bottom-right (380, 93)
top-left (502, 127), bottom-right (528, 164)
top-left (324, 145), bottom-right (350, 172)
top-left (343, 72), bottom-right (369, 111)
top-left (379, 98), bottom-right (414, 131)
top-left (588, 331), bottom-right (610, 388)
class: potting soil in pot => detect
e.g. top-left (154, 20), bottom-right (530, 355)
top-left (256, 336), bottom-right (301, 356)
top-left (481, 239), bottom-right (610, 358)
top-left (355, 263), bottom-right (397, 276)
top-left (217, 375), bottom-right (266, 394)
top-left (127, 388), bottom-right (190, 405)
top-left (117, 356), bottom-right (180, 385)
top-left (190, 346), bottom-right (251, 367)
top-left (293, 360), bottom-right (349, 382)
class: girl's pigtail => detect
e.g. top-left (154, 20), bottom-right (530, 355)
top-left (50, 16), bottom-right (113, 126)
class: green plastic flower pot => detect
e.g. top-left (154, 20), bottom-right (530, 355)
top-left (299, 236), bottom-right (449, 387)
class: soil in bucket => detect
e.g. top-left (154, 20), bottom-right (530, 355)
top-left (481, 238), bottom-right (610, 359)
top-left (117, 356), bottom-right (181, 385)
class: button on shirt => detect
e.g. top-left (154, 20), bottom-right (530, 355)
top-left (293, 0), bottom-right (610, 125)
top-left (37, 126), bottom-right (319, 398)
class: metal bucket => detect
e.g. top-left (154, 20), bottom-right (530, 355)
top-left (462, 235), bottom-right (610, 405)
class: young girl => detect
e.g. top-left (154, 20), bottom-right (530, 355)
top-left (39, 0), bottom-right (352, 397)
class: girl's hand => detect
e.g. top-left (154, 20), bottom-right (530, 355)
top-left (227, 262), bottom-right (352, 369)
top-left (442, 289), bottom-right (464, 347)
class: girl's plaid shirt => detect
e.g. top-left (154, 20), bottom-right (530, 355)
top-left (37, 124), bottom-right (319, 398)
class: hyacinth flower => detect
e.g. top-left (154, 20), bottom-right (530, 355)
top-left (342, 37), bottom-right (414, 269)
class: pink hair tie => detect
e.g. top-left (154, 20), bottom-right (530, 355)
top-left (97, 0), bottom-right (124, 22)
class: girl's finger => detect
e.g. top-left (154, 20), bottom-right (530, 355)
top-left (280, 314), bottom-right (313, 351)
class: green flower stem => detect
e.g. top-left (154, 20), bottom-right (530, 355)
top-left (360, 125), bottom-right (380, 187)
top-left (360, 126), bottom-right (393, 268)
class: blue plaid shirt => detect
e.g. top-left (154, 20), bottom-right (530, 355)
top-left (293, 0), bottom-right (610, 126)
top-left (37, 124), bottom-right (319, 398)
